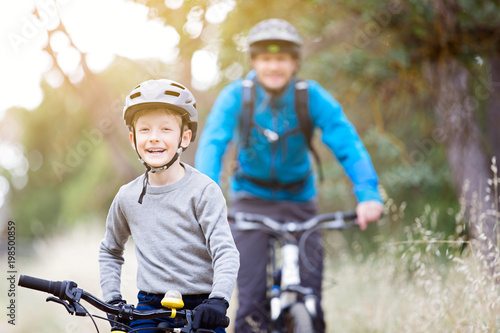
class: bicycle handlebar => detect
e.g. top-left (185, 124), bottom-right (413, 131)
top-left (228, 210), bottom-right (358, 233)
top-left (18, 275), bottom-right (230, 327)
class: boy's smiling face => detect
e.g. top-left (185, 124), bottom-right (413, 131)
top-left (130, 108), bottom-right (191, 169)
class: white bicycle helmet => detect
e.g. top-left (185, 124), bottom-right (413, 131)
top-left (123, 79), bottom-right (198, 141)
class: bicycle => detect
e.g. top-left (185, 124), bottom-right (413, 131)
top-left (229, 210), bottom-right (357, 333)
top-left (18, 275), bottom-right (230, 333)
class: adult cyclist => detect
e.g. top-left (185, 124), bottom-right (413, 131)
top-left (195, 18), bottom-right (384, 333)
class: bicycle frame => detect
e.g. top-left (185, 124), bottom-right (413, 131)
top-left (230, 211), bottom-right (357, 333)
top-left (18, 275), bottom-right (227, 333)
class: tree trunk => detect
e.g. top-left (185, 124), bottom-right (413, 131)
top-left (425, 58), bottom-right (499, 274)
top-left (486, 55), bottom-right (500, 162)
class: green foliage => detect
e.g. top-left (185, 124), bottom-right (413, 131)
top-left (393, 0), bottom-right (500, 64)
top-left (9, 84), bottom-right (112, 237)
top-left (145, 0), bottom-right (500, 243)
top-left (7, 60), bottom-right (159, 238)
top-left (5, 0), bottom-right (500, 244)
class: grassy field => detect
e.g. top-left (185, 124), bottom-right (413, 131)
top-left (2, 215), bottom-right (500, 333)
top-left (323, 242), bottom-right (500, 332)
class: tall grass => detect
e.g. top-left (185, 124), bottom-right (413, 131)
top-left (323, 198), bottom-right (500, 332)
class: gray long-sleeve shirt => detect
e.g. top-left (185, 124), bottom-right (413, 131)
top-left (99, 163), bottom-right (239, 303)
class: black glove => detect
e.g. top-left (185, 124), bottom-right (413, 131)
top-left (107, 297), bottom-right (127, 328)
top-left (108, 297), bottom-right (127, 306)
top-left (192, 297), bottom-right (229, 330)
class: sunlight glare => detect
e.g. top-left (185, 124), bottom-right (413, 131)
top-left (0, 176), bottom-right (8, 209)
top-left (86, 52), bottom-right (116, 73)
top-left (192, 49), bottom-right (220, 91)
top-left (165, 0), bottom-right (184, 10)
top-left (205, 0), bottom-right (235, 24)
top-left (0, 176), bottom-right (10, 197)
top-left (44, 68), bottom-right (65, 88)
top-left (56, 46), bottom-right (81, 76)
top-left (49, 30), bottom-right (70, 53)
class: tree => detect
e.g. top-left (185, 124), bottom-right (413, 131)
top-left (6, 7), bottom-right (175, 237)
top-left (141, 1), bottom-right (500, 250)
top-left (391, 1), bottom-right (500, 269)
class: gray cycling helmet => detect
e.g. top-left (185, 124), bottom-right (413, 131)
top-left (247, 19), bottom-right (302, 57)
top-left (123, 79), bottom-right (198, 204)
top-left (123, 79), bottom-right (198, 141)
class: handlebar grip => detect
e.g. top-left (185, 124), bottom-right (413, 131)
top-left (343, 211), bottom-right (358, 220)
top-left (18, 275), bottom-right (65, 298)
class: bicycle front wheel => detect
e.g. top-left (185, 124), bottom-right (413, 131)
top-left (284, 303), bottom-right (314, 333)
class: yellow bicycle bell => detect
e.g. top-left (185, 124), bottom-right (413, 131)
top-left (161, 290), bottom-right (184, 318)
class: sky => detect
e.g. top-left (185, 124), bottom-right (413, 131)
top-left (0, 0), bottom-right (233, 214)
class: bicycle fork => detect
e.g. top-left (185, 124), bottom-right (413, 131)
top-left (270, 243), bottom-right (318, 327)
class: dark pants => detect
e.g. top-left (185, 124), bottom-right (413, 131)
top-left (130, 291), bottom-right (226, 333)
top-left (230, 197), bottom-right (325, 333)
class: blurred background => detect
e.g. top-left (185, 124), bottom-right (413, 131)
top-left (1, 0), bottom-right (500, 332)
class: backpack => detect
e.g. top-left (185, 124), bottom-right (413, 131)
top-left (239, 78), bottom-right (324, 182)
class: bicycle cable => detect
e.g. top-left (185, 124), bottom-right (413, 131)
top-left (298, 224), bottom-right (323, 278)
top-left (75, 300), bottom-right (100, 332)
top-left (92, 314), bottom-right (133, 332)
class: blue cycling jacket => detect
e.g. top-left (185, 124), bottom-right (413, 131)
top-left (195, 71), bottom-right (382, 203)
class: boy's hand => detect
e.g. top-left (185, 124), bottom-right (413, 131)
top-left (107, 297), bottom-right (127, 328)
top-left (356, 200), bottom-right (384, 230)
top-left (192, 297), bottom-right (229, 330)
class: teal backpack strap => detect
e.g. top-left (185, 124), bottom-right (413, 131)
top-left (295, 80), bottom-right (324, 182)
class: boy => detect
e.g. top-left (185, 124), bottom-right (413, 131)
top-left (99, 79), bottom-right (239, 332)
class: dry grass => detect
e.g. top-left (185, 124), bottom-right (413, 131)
top-left (2, 209), bottom-right (500, 333)
top-left (323, 245), bottom-right (500, 332)
top-left (323, 199), bottom-right (500, 333)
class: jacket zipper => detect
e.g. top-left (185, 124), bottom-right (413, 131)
top-left (270, 101), bottom-right (278, 196)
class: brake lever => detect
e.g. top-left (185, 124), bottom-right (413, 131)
top-left (46, 297), bottom-right (86, 316)
top-left (177, 310), bottom-right (215, 333)
top-left (47, 297), bottom-right (75, 314)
